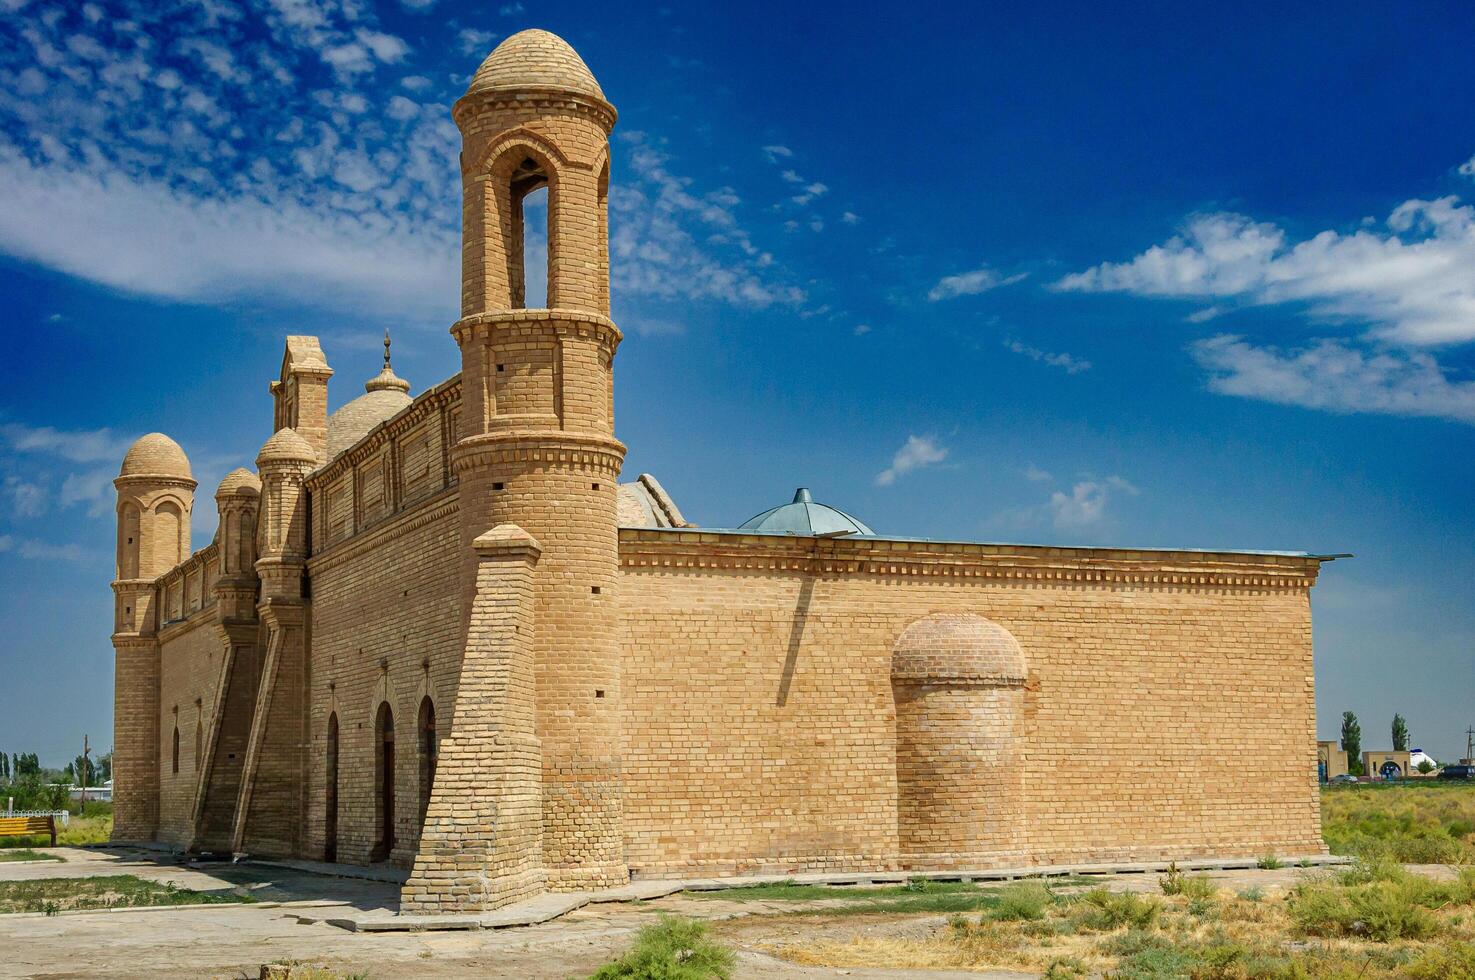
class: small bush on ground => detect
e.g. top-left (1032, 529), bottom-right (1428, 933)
top-left (590, 915), bottom-right (735, 980)
top-left (1256, 853), bottom-right (1283, 870)
top-left (1072, 889), bottom-right (1162, 932)
top-left (1159, 864), bottom-right (1218, 901)
top-left (990, 881), bottom-right (1054, 921)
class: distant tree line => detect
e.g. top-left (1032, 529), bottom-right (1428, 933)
top-left (1, 749), bottom-right (112, 811)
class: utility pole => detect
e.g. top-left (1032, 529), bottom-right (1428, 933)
top-left (1465, 727), bottom-right (1474, 764)
top-left (80, 734), bottom-right (89, 805)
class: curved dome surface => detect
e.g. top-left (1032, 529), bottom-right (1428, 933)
top-left (738, 487), bottom-right (874, 536)
top-left (892, 613), bottom-right (1027, 683)
top-left (216, 467), bottom-right (261, 496)
top-left (327, 389), bottom-right (412, 458)
top-left (465, 29), bottom-right (605, 102)
top-left (258, 427), bottom-right (317, 464)
top-left (120, 432), bottom-right (192, 480)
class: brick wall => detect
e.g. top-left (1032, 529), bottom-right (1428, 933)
top-left (618, 531), bottom-right (1324, 877)
top-left (305, 490), bottom-right (463, 866)
top-left (155, 614), bottom-right (224, 846)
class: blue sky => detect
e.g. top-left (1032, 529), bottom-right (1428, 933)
top-left (1, 1), bottom-right (1472, 767)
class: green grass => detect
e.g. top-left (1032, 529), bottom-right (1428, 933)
top-left (590, 915), bottom-right (735, 980)
top-left (0, 804), bottom-right (113, 849)
top-left (685, 876), bottom-right (1095, 917)
top-left (1322, 781), bottom-right (1475, 863)
top-left (0, 849), bottom-right (61, 863)
top-left (0, 875), bottom-right (252, 914)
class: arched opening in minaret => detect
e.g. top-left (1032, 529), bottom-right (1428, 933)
top-left (373, 702), bottom-right (395, 862)
top-left (417, 696), bottom-right (437, 830)
top-left (522, 183), bottom-right (549, 308)
top-left (597, 158), bottom-right (610, 315)
top-left (494, 148), bottom-right (556, 310)
top-left (325, 712), bottom-right (339, 863)
top-left (171, 725), bottom-right (179, 775)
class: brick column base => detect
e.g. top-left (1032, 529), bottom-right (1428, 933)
top-left (401, 525), bottom-right (546, 914)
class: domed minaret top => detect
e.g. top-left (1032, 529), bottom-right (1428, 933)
top-left (119, 432), bottom-right (194, 483)
top-left (463, 29), bottom-right (607, 104)
top-left (364, 330), bottom-right (411, 395)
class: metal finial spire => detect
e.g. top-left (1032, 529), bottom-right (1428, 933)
top-left (383, 329), bottom-right (392, 370)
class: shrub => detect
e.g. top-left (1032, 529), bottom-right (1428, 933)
top-left (1403, 941), bottom-right (1475, 979)
top-left (1073, 888), bottom-right (1162, 931)
top-left (1236, 886), bottom-right (1264, 903)
top-left (1256, 853), bottom-right (1283, 870)
top-left (589, 916), bottom-right (735, 980)
top-left (1288, 879), bottom-right (1438, 942)
top-left (1158, 865), bottom-right (1217, 902)
top-left (990, 881), bottom-right (1054, 921)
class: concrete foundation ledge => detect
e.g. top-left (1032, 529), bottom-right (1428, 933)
top-left (294, 854), bottom-right (1352, 933)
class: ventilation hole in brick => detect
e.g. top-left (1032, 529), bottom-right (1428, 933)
top-left (591, 586), bottom-right (601, 595)
top-left (595, 690), bottom-right (605, 699)
top-left (496, 363), bottom-right (505, 372)
top-left (591, 483), bottom-right (600, 491)
top-left (493, 482), bottom-right (505, 491)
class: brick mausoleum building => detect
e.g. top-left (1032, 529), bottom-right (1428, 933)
top-left (110, 30), bottom-right (1333, 913)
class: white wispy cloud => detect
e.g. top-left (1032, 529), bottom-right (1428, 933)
top-left (611, 131), bottom-right (803, 308)
top-left (1055, 198), bottom-right (1475, 347)
top-left (1002, 339), bottom-right (1091, 374)
top-left (0, 423), bottom-right (134, 464)
top-left (1046, 476), bottom-right (1138, 530)
top-left (927, 264), bottom-right (1027, 301)
top-left (875, 435), bottom-right (948, 487)
top-left (457, 27), bottom-right (494, 56)
top-left (0, 6), bottom-right (801, 325)
top-left (1191, 335), bottom-right (1475, 425)
top-left (0, 534), bottom-right (88, 562)
top-left (1459, 153), bottom-right (1475, 179)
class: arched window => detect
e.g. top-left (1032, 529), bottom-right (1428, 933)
top-left (155, 501), bottom-right (183, 569)
top-left (118, 503), bottom-right (140, 579)
top-left (171, 725), bottom-right (180, 775)
top-left (325, 713), bottom-right (339, 863)
top-left (194, 716), bottom-right (202, 771)
top-left (373, 703), bottom-right (395, 861)
top-left (417, 696), bottom-right (437, 827)
top-left (596, 157), bottom-right (610, 315)
top-left (491, 148), bottom-right (556, 310)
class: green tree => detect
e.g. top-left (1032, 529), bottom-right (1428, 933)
top-left (98, 750), bottom-right (112, 782)
top-left (0, 751), bottom-right (8, 780)
top-left (1392, 713), bottom-right (1409, 752)
top-left (1342, 712), bottom-right (1362, 775)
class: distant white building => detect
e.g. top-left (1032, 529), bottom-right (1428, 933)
top-left (68, 779), bottom-right (112, 803)
top-left (1410, 749), bottom-right (1436, 771)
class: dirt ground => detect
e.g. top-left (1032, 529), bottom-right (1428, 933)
top-left (0, 849), bottom-right (1423, 980)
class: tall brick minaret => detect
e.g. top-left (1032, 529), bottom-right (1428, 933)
top-left (418, 29), bottom-right (626, 903)
top-left (111, 433), bottom-right (196, 841)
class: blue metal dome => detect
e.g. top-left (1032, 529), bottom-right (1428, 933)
top-left (737, 488), bottom-right (875, 537)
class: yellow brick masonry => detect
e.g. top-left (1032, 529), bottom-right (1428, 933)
top-left (114, 31), bottom-right (1331, 916)
top-left (401, 526), bottom-right (546, 912)
top-left (617, 531), bottom-right (1325, 878)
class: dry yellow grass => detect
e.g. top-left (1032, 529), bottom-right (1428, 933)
top-left (761, 869), bottom-right (1475, 979)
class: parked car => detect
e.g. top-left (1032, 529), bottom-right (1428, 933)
top-left (1438, 765), bottom-right (1475, 780)
top-left (1329, 773), bottom-right (1359, 785)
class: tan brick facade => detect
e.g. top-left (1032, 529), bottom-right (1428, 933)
top-left (110, 29), bottom-right (1330, 914)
